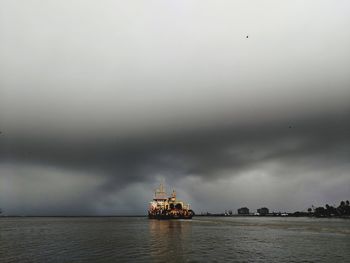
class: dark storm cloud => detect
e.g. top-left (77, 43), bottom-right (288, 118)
top-left (1, 109), bottom-right (349, 214)
top-left (1, 109), bottom-right (349, 188)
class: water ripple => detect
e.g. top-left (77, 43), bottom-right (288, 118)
top-left (0, 217), bottom-right (349, 262)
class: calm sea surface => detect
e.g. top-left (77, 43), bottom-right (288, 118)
top-left (0, 216), bottom-right (349, 262)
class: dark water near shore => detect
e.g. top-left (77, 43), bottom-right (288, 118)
top-left (1, 217), bottom-right (349, 262)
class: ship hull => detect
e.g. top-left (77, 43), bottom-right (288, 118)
top-left (148, 214), bottom-right (193, 220)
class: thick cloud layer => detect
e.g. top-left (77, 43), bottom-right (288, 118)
top-left (0, 1), bottom-right (349, 215)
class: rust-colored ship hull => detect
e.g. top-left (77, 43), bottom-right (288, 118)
top-left (148, 210), bottom-right (195, 220)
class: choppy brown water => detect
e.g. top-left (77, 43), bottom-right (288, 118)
top-left (1, 216), bottom-right (349, 262)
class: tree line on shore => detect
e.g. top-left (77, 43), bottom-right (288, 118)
top-left (307, 200), bottom-right (350, 217)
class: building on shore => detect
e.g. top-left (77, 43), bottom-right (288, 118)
top-left (257, 207), bottom-right (269, 215)
top-left (237, 207), bottom-right (250, 215)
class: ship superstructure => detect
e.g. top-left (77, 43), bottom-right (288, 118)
top-left (148, 182), bottom-right (194, 219)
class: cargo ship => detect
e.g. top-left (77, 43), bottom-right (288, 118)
top-left (148, 182), bottom-right (195, 219)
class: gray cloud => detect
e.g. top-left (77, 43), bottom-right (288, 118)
top-left (0, 1), bottom-right (350, 215)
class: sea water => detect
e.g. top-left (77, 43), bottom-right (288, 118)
top-left (1, 216), bottom-right (349, 262)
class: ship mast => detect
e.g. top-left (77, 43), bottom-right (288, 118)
top-left (154, 180), bottom-right (167, 200)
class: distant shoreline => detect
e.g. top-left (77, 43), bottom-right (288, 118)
top-left (196, 214), bottom-right (350, 219)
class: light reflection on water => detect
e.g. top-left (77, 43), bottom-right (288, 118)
top-left (149, 219), bottom-right (193, 262)
top-left (0, 217), bottom-right (349, 262)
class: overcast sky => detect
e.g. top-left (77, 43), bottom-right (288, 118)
top-left (0, 0), bottom-right (349, 215)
